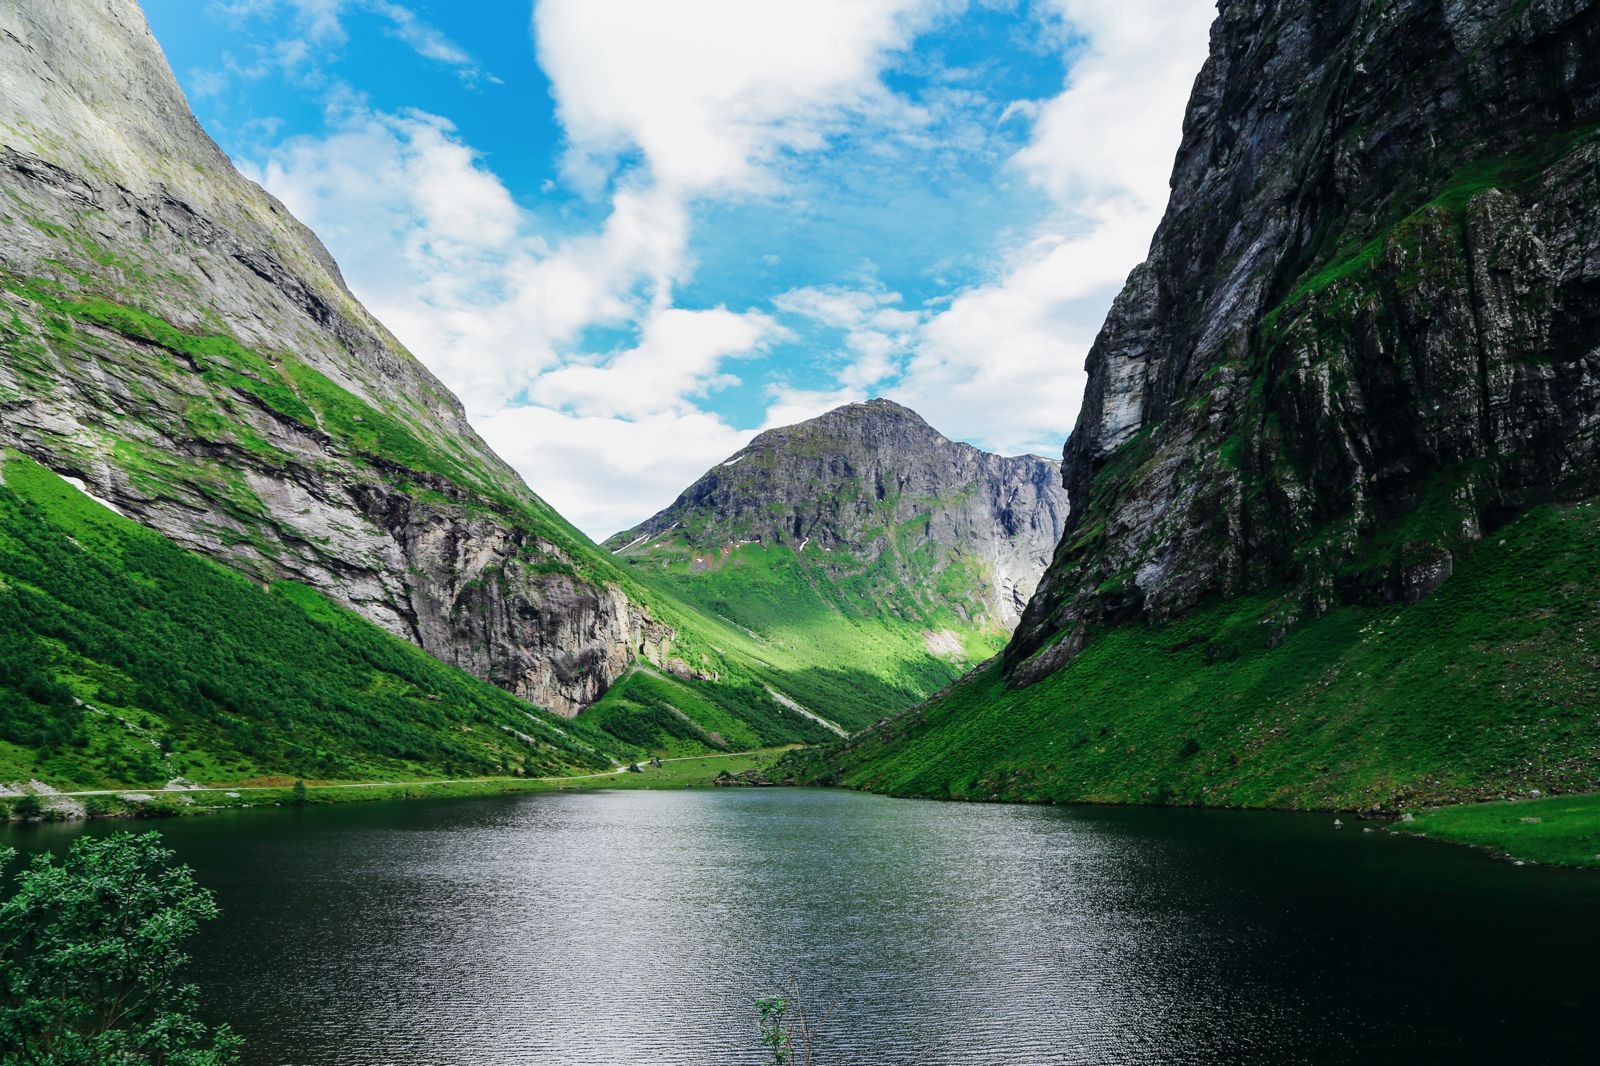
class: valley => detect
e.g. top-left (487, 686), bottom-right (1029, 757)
top-left (2, 0), bottom-right (1599, 1061)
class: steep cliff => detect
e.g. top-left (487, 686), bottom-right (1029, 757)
top-left (1011, 0), bottom-right (1600, 680)
top-left (797, 0), bottom-right (1600, 809)
top-left (0, 0), bottom-right (672, 717)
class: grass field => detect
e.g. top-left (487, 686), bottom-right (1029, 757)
top-left (608, 539), bottom-right (997, 739)
top-left (1396, 794), bottom-right (1600, 867)
top-left (0, 748), bottom-right (791, 822)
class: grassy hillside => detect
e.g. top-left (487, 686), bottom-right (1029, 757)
top-left (1, 275), bottom-right (875, 754)
top-left (0, 454), bottom-right (639, 791)
top-left (611, 540), bottom-right (1001, 735)
top-left (789, 499), bottom-right (1600, 810)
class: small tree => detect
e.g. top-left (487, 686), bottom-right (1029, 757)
top-left (0, 832), bottom-right (241, 1064)
top-left (291, 779), bottom-right (308, 806)
top-left (757, 996), bottom-right (793, 1065)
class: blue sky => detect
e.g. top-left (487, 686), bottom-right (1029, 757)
top-left (142, 0), bottom-right (1213, 537)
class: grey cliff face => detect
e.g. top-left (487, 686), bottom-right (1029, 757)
top-left (1010, 0), bottom-right (1600, 679)
top-left (0, 0), bottom-right (668, 716)
top-left (608, 399), bottom-right (1069, 630)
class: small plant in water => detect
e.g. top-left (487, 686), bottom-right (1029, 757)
top-left (757, 996), bottom-right (792, 1064)
top-left (755, 984), bottom-right (838, 1065)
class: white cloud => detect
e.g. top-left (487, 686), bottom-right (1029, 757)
top-left (475, 406), bottom-right (755, 539)
top-left (240, 0), bottom-right (1214, 535)
top-left (896, 0), bottom-right (1214, 457)
top-left (774, 282), bottom-right (919, 389)
top-left (534, 0), bottom-right (948, 194)
top-left (251, 99), bottom-right (703, 413)
top-left (205, 0), bottom-right (488, 87)
top-left (533, 307), bottom-right (784, 420)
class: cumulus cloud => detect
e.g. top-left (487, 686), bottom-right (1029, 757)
top-left (533, 307), bottom-right (784, 420)
top-left (774, 282), bottom-right (919, 389)
top-left (897, 0), bottom-right (1214, 457)
top-left (239, 0), bottom-right (1213, 535)
top-left (534, 0), bottom-right (946, 194)
top-left (475, 405), bottom-right (755, 539)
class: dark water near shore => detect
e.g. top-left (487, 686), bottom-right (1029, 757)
top-left (6, 787), bottom-right (1600, 1064)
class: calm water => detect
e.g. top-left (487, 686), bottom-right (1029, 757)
top-left (5, 788), bottom-right (1599, 1064)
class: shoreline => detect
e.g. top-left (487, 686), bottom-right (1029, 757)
top-left (11, 751), bottom-right (1596, 873)
top-left (0, 748), bottom-right (791, 825)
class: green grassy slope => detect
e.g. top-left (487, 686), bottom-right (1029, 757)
top-left (610, 540), bottom-right (1001, 735)
top-left (0, 454), bottom-right (640, 790)
top-left (1, 275), bottom-right (859, 754)
top-left (788, 500), bottom-right (1600, 810)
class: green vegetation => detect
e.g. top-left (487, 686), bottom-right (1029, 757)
top-left (613, 539), bottom-right (1003, 738)
top-left (0, 832), bottom-right (240, 1065)
top-left (2, 274), bottom-right (894, 755)
top-left (585, 665), bottom-right (830, 753)
top-left (1398, 794), bottom-right (1600, 867)
top-left (793, 500), bottom-right (1600, 811)
top-left (0, 453), bottom-right (632, 790)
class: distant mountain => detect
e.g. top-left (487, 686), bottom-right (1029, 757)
top-left (598, 400), bottom-right (1067, 729)
top-left (609, 399), bottom-right (1066, 632)
top-left (798, 0), bottom-right (1600, 811)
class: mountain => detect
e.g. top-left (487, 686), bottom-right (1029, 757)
top-left (596, 400), bottom-right (1067, 733)
top-left (0, 454), bottom-right (633, 789)
top-left (0, 0), bottom-right (848, 780)
top-left (797, 0), bottom-right (1600, 809)
top-left (607, 399), bottom-right (1066, 630)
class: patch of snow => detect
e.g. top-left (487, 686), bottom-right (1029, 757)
top-left (720, 456), bottom-right (744, 468)
top-left (611, 531), bottom-right (651, 555)
top-left (797, 537), bottom-right (810, 553)
top-left (60, 475), bottom-right (126, 517)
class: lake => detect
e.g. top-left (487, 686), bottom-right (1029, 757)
top-left (4, 787), bottom-right (1598, 1064)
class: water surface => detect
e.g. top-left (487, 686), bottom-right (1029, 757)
top-left (6, 788), bottom-right (1598, 1064)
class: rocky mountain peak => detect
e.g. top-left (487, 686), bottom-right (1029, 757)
top-left (607, 401), bottom-right (1068, 631)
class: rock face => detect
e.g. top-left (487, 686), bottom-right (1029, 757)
top-left (607, 399), bottom-right (1068, 631)
top-left (1010, 0), bottom-right (1600, 680)
top-left (0, 0), bottom-right (671, 716)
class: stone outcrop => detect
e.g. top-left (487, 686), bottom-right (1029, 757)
top-left (0, 0), bottom-right (671, 715)
top-left (607, 399), bottom-right (1068, 631)
top-left (1009, 0), bottom-right (1600, 680)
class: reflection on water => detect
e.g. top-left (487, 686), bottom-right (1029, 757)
top-left (6, 788), bottom-right (1599, 1064)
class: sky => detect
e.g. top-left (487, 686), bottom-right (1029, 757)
top-left (141, 0), bottom-right (1215, 539)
